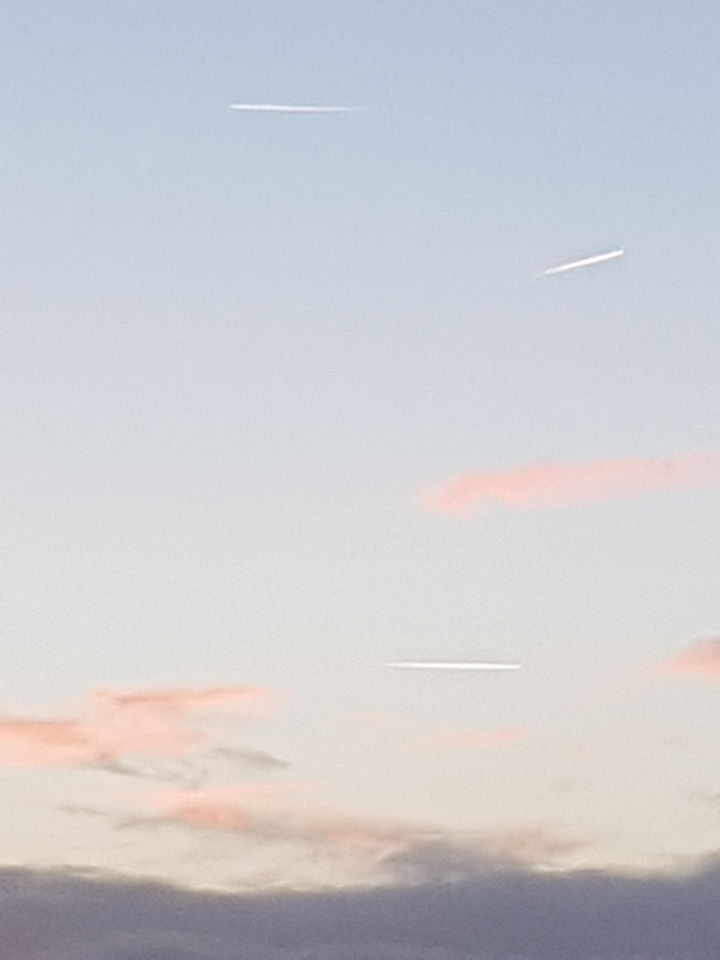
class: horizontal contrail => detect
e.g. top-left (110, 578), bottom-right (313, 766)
top-left (229, 103), bottom-right (357, 114)
top-left (541, 249), bottom-right (624, 276)
top-left (385, 661), bottom-right (521, 672)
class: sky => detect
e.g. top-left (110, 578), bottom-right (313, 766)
top-left (3, 0), bottom-right (720, 955)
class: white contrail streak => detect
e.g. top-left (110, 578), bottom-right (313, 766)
top-left (229, 103), bottom-right (357, 114)
top-left (385, 661), bottom-right (521, 672)
top-left (541, 248), bottom-right (624, 276)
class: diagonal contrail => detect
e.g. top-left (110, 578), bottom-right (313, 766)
top-left (541, 249), bottom-right (624, 276)
top-left (229, 103), bottom-right (357, 114)
top-left (385, 661), bottom-right (521, 672)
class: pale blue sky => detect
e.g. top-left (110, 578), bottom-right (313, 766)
top-left (4, 0), bottom-right (720, 887)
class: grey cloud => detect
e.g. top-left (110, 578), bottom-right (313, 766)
top-left (87, 749), bottom-right (286, 786)
top-left (1, 857), bottom-right (720, 960)
top-left (376, 826), bottom-right (587, 884)
top-left (89, 756), bottom-right (207, 787)
top-left (212, 746), bottom-right (289, 770)
top-left (58, 804), bottom-right (113, 819)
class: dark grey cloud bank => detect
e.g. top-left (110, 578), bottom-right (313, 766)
top-left (2, 857), bottom-right (720, 960)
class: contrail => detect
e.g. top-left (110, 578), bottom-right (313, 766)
top-left (229, 103), bottom-right (357, 114)
top-left (541, 249), bottom-right (624, 276)
top-left (385, 661), bottom-right (521, 672)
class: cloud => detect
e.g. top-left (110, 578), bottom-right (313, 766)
top-left (91, 756), bottom-right (207, 786)
top-left (381, 826), bottom-right (585, 884)
top-left (656, 637), bottom-right (720, 683)
top-left (93, 685), bottom-right (276, 716)
top-left (0, 685), bottom-right (276, 772)
top-left (414, 727), bottom-right (526, 752)
top-left (0, 717), bottom-right (98, 767)
top-left (385, 662), bottom-right (520, 672)
top-left (418, 450), bottom-right (720, 515)
top-left (128, 784), bottom-right (413, 859)
top-left (0, 707), bottom-right (203, 769)
top-left (213, 746), bottom-right (289, 770)
top-left (1, 857), bottom-right (720, 959)
top-left (122, 785), bottom-right (582, 884)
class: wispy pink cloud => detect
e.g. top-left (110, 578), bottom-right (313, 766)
top-left (137, 784), bottom-right (416, 857)
top-left (0, 684), bottom-right (277, 770)
top-left (143, 786), bottom-right (433, 855)
top-left (0, 709), bottom-right (203, 768)
top-left (146, 784), bottom-right (302, 832)
top-left (656, 637), bottom-right (720, 683)
top-left (418, 450), bottom-right (720, 515)
top-left (414, 727), bottom-right (526, 752)
top-left (0, 717), bottom-right (96, 767)
top-left (131, 786), bottom-right (586, 877)
top-left (93, 686), bottom-right (277, 716)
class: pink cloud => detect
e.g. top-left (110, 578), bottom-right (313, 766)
top-left (93, 686), bottom-right (277, 716)
top-left (147, 786), bottom-right (425, 856)
top-left (0, 684), bottom-right (277, 770)
top-left (480, 825), bottom-right (587, 863)
top-left (0, 717), bottom-right (96, 766)
top-left (137, 787), bottom-right (586, 877)
top-left (0, 709), bottom-right (203, 768)
top-left (415, 727), bottom-right (526, 752)
top-left (418, 450), bottom-right (720, 515)
top-left (656, 637), bottom-right (720, 683)
top-left (150, 784), bottom-right (298, 832)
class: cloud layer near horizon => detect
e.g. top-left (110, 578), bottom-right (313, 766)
top-left (118, 783), bottom-right (585, 886)
top-left (418, 450), bottom-right (720, 515)
top-left (1, 859), bottom-right (719, 960)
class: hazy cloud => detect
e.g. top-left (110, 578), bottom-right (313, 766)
top-left (0, 685), bottom-right (276, 773)
top-left (656, 637), bottom-right (720, 683)
top-left (94, 686), bottom-right (276, 716)
top-left (385, 662), bottom-right (520, 672)
top-left (0, 706), bottom-right (202, 769)
top-left (123, 786), bottom-right (582, 883)
top-left (0, 717), bottom-right (98, 767)
top-left (213, 746), bottom-right (289, 770)
top-left (418, 450), bottom-right (720, 515)
top-left (414, 727), bottom-right (526, 752)
top-left (381, 826), bottom-right (585, 883)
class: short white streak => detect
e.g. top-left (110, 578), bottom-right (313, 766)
top-left (542, 249), bottom-right (624, 276)
top-left (385, 661), bottom-right (521, 671)
top-left (229, 103), bottom-right (356, 114)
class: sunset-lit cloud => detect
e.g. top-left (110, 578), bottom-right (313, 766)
top-left (133, 783), bottom-right (411, 856)
top-left (0, 685), bottom-right (278, 771)
top-left (656, 637), bottom-right (720, 683)
top-left (0, 709), bottom-right (203, 768)
top-left (418, 450), bottom-right (720, 515)
top-left (126, 785), bottom-right (582, 881)
top-left (414, 727), bottom-right (526, 752)
top-left (94, 685), bottom-right (277, 716)
top-left (0, 717), bottom-right (97, 767)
